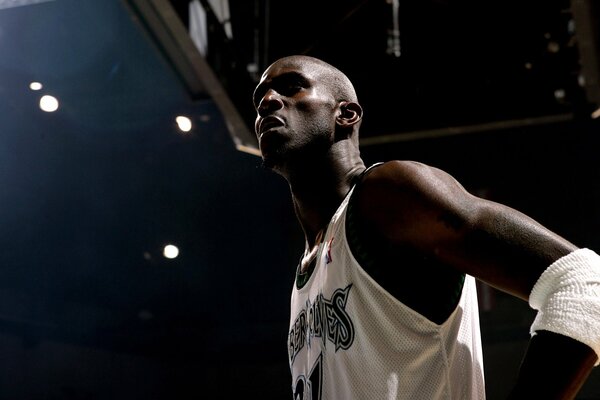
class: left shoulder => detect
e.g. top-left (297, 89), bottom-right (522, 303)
top-left (350, 160), bottom-right (481, 247)
top-left (357, 160), bottom-right (478, 215)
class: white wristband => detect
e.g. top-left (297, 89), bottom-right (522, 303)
top-left (529, 248), bottom-right (600, 365)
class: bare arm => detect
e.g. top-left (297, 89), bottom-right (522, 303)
top-left (356, 160), bottom-right (598, 398)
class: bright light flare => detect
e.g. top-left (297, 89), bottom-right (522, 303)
top-left (163, 244), bottom-right (179, 259)
top-left (29, 82), bottom-right (43, 91)
top-left (176, 116), bottom-right (192, 132)
top-left (39, 95), bottom-right (59, 112)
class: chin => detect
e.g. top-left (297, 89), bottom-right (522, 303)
top-left (259, 149), bottom-right (284, 172)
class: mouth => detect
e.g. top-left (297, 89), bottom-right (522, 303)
top-left (259, 116), bottom-right (284, 138)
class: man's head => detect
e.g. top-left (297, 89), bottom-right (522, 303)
top-left (253, 55), bottom-right (363, 173)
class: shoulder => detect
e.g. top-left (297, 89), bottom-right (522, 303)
top-left (362, 159), bottom-right (429, 183)
top-left (353, 160), bottom-right (482, 244)
top-left (358, 160), bottom-right (472, 207)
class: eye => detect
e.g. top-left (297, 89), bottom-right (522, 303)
top-left (277, 76), bottom-right (304, 96)
top-left (252, 73), bottom-right (309, 107)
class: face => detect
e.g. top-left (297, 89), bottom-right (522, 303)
top-left (253, 59), bottom-right (339, 171)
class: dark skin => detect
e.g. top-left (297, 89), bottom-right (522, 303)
top-left (253, 55), bottom-right (597, 399)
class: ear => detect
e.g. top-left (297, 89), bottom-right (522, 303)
top-left (336, 101), bottom-right (362, 127)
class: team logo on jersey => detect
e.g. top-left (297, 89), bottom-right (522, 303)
top-left (288, 284), bottom-right (355, 364)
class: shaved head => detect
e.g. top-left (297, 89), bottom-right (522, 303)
top-left (268, 55), bottom-right (359, 104)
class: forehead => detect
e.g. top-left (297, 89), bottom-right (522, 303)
top-left (259, 59), bottom-right (322, 84)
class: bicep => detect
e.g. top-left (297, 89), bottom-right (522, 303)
top-left (358, 161), bottom-right (577, 300)
top-left (437, 199), bottom-right (576, 299)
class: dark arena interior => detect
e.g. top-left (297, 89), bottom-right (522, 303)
top-left (1, 0), bottom-right (599, 398)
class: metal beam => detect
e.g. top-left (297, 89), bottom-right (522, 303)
top-left (122, 0), bottom-right (259, 155)
top-left (359, 113), bottom-right (574, 146)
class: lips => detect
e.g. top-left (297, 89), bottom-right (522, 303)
top-left (259, 116), bottom-right (284, 137)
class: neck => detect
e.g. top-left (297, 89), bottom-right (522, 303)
top-left (285, 146), bottom-right (365, 249)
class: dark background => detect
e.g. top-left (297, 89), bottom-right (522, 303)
top-left (1, 0), bottom-right (600, 398)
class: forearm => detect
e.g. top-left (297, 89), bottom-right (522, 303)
top-left (507, 331), bottom-right (597, 400)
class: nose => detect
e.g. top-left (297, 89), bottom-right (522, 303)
top-left (257, 89), bottom-right (284, 117)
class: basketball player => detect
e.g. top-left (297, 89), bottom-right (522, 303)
top-left (252, 55), bottom-right (600, 399)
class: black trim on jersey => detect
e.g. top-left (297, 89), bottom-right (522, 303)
top-left (296, 256), bottom-right (316, 289)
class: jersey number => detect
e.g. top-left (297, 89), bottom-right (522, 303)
top-left (293, 354), bottom-right (322, 400)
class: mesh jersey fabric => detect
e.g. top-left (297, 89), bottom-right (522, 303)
top-left (288, 184), bottom-right (486, 400)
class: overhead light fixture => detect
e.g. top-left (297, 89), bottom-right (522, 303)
top-left (176, 115), bottom-right (192, 132)
top-left (39, 95), bottom-right (59, 112)
top-left (163, 244), bottom-right (179, 259)
top-left (29, 82), bottom-right (43, 91)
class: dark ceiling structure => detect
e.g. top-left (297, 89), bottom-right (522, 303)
top-left (166, 0), bottom-right (600, 146)
top-left (1, 0), bottom-right (600, 399)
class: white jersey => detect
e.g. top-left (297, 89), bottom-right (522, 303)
top-left (288, 185), bottom-right (486, 400)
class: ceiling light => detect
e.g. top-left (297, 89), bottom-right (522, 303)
top-left (176, 115), bottom-right (192, 132)
top-left (39, 95), bottom-right (59, 112)
top-left (29, 82), bottom-right (43, 91)
top-left (163, 244), bottom-right (179, 259)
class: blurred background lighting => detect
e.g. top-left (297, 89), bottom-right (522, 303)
top-left (554, 88), bottom-right (566, 102)
top-left (163, 244), bottom-right (179, 259)
top-left (39, 95), bottom-right (59, 112)
top-left (176, 115), bottom-right (192, 132)
top-left (29, 82), bottom-right (43, 91)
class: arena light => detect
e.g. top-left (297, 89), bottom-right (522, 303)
top-left (39, 95), bottom-right (59, 112)
top-left (163, 244), bottom-right (179, 259)
top-left (176, 115), bottom-right (192, 132)
top-left (29, 82), bottom-right (43, 91)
